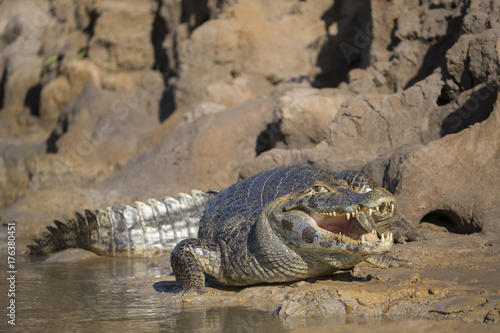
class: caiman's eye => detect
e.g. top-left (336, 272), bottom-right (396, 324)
top-left (313, 185), bottom-right (328, 193)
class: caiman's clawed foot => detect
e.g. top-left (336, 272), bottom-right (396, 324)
top-left (173, 287), bottom-right (208, 298)
top-left (375, 211), bottom-right (424, 244)
top-left (366, 253), bottom-right (414, 268)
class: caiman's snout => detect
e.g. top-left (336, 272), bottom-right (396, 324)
top-left (283, 186), bottom-right (395, 218)
top-left (358, 187), bottom-right (395, 212)
top-left (278, 184), bottom-right (396, 250)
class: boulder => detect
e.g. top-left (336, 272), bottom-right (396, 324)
top-left (277, 87), bottom-right (353, 149)
top-left (396, 100), bottom-right (500, 233)
top-left (2, 83), bottom-right (290, 234)
top-left (173, 0), bottom-right (333, 111)
top-left (0, 138), bottom-right (45, 215)
top-left (39, 60), bottom-right (101, 130)
top-left (88, 0), bottom-right (156, 71)
top-left (242, 72), bottom-right (445, 177)
top-left (442, 1), bottom-right (500, 100)
top-left (95, 84), bottom-right (282, 199)
top-left (32, 84), bottom-right (164, 191)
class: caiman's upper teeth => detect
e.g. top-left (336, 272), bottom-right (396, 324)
top-left (361, 235), bottom-right (365, 244)
top-left (324, 212), bottom-right (339, 216)
top-left (391, 204), bottom-right (395, 212)
top-left (368, 208), bottom-right (373, 216)
top-left (346, 212), bottom-right (351, 220)
top-left (371, 229), bottom-right (377, 237)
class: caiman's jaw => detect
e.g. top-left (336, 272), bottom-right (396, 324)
top-left (275, 186), bottom-right (396, 253)
top-left (310, 203), bottom-right (395, 245)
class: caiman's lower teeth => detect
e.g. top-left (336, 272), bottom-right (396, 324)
top-left (361, 235), bottom-right (365, 244)
top-left (380, 232), bottom-right (393, 244)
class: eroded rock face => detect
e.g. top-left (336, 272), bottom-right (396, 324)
top-left (35, 83), bottom-right (165, 189)
top-left (1, 2), bottom-right (500, 329)
top-left (396, 101), bottom-right (500, 234)
top-left (442, 1), bottom-right (500, 101)
top-left (172, 0), bottom-right (334, 111)
top-left (1, 0), bottom-right (500, 241)
top-left (241, 72), bottom-right (446, 177)
top-left (1, 82), bottom-right (281, 235)
top-left (241, 0), bottom-right (500, 237)
top-left (39, 60), bottom-right (101, 130)
top-left (87, 0), bottom-right (156, 72)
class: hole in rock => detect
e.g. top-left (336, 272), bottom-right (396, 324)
top-left (315, 0), bottom-right (372, 88)
top-left (151, 0), bottom-right (170, 85)
top-left (24, 84), bottom-right (41, 116)
top-left (159, 87), bottom-right (176, 122)
top-left (0, 66), bottom-right (6, 109)
top-left (83, 9), bottom-right (99, 37)
top-left (441, 82), bottom-right (498, 136)
top-left (181, 1), bottom-right (211, 33)
top-left (255, 121), bottom-right (284, 156)
top-left (420, 209), bottom-right (481, 234)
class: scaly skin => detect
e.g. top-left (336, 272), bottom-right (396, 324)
top-left (171, 165), bottom-right (411, 293)
top-left (25, 165), bottom-right (418, 293)
top-left (25, 190), bottom-right (218, 257)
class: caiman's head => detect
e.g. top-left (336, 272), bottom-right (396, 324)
top-left (268, 176), bottom-right (395, 255)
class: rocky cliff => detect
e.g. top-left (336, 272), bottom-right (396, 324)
top-left (0, 0), bottom-right (499, 238)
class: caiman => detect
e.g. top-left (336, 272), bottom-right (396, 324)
top-left (26, 165), bottom-right (419, 293)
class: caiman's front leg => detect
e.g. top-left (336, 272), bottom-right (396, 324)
top-left (170, 238), bottom-right (222, 293)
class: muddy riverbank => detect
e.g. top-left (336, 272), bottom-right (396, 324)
top-left (3, 223), bottom-right (498, 332)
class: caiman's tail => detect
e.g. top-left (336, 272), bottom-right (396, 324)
top-left (25, 190), bottom-right (218, 258)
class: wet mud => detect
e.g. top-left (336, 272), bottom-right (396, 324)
top-left (2, 224), bottom-right (499, 332)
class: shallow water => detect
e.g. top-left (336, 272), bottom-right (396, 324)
top-left (2, 242), bottom-right (368, 333)
top-left (0, 252), bottom-right (297, 332)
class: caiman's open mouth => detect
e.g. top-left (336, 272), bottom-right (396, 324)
top-left (310, 202), bottom-right (394, 245)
